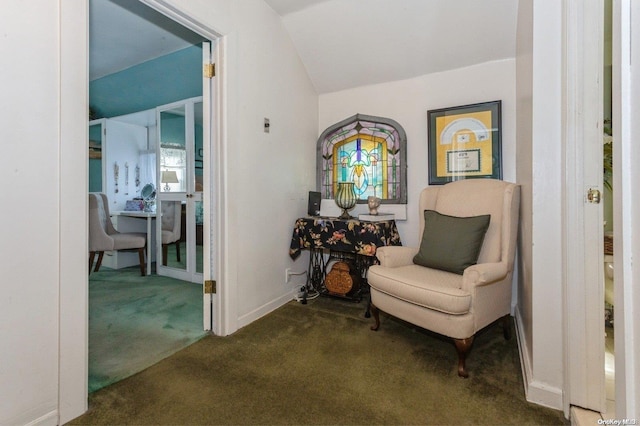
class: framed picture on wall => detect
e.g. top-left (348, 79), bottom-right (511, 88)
top-left (427, 100), bottom-right (502, 185)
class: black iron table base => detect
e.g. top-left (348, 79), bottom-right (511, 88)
top-left (289, 216), bottom-right (402, 316)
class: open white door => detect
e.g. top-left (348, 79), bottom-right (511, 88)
top-left (564, 0), bottom-right (605, 415)
top-left (202, 41), bottom-right (217, 332)
top-left (139, 0), bottom-right (223, 336)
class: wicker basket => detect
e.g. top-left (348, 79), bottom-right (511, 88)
top-left (325, 261), bottom-right (360, 296)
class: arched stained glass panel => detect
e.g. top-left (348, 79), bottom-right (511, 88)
top-left (317, 114), bottom-right (407, 204)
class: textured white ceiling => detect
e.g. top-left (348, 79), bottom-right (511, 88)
top-left (264, 0), bottom-right (519, 93)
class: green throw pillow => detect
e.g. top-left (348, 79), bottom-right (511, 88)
top-left (413, 210), bottom-right (491, 275)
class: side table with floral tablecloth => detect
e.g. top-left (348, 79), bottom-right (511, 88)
top-left (289, 217), bottom-right (402, 306)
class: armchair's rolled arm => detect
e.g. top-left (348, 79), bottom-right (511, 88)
top-left (462, 262), bottom-right (508, 289)
top-left (375, 246), bottom-right (419, 268)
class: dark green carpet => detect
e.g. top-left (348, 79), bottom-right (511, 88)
top-left (89, 266), bottom-right (207, 392)
top-left (74, 296), bottom-right (566, 425)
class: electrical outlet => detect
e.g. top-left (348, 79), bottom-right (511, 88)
top-left (285, 268), bottom-right (307, 287)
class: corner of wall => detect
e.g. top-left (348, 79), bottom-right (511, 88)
top-left (514, 305), bottom-right (564, 411)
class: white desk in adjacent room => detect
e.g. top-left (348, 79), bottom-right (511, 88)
top-left (110, 210), bottom-right (157, 275)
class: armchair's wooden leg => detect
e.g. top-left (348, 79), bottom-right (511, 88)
top-left (89, 251), bottom-right (96, 274)
top-left (370, 302), bottom-right (381, 331)
top-left (138, 248), bottom-right (146, 276)
top-left (176, 240), bottom-right (181, 262)
top-left (94, 252), bottom-right (104, 272)
top-left (502, 314), bottom-right (512, 340)
top-left (162, 244), bottom-right (168, 266)
top-left (453, 336), bottom-right (474, 378)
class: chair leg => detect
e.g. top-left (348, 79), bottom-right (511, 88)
top-left (370, 303), bottom-right (381, 331)
top-left (453, 336), bottom-right (474, 378)
top-left (162, 244), bottom-right (168, 266)
top-left (175, 240), bottom-right (181, 262)
top-left (89, 251), bottom-right (96, 274)
top-left (94, 252), bottom-right (104, 272)
top-left (502, 314), bottom-right (512, 340)
top-left (138, 248), bottom-right (146, 276)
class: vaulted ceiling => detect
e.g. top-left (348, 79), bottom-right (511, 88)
top-left (91, 0), bottom-right (519, 94)
top-left (263, 0), bottom-right (519, 93)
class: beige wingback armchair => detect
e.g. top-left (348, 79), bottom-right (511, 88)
top-left (367, 179), bottom-right (520, 377)
top-left (161, 201), bottom-right (182, 266)
top-left (89, 193), bottom-right (147, 276)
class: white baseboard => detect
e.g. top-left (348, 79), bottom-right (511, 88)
top-left (514, 305), bottom-right (564, 410)
top-left (5, 409), bottom-right (59, 426)
top-left (236, 290), bottom-right (295, 330)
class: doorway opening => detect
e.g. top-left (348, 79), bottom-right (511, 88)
top-left (88, 0), bottom-right (217, 392)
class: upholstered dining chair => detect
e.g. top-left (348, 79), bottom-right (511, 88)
top-left (161, 201), bottom-right (182, 266)
top-left (367, 179), bottom-right (520, 378)
top-left (88, 193), bottom-right (147, 276)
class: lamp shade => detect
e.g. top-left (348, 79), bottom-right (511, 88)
top-left (161, 170), bottom-right (179, 183)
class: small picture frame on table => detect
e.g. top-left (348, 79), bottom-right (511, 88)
top-left (427, 100), bottom-right (502, 185)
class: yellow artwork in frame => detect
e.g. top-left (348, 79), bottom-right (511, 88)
top-left (428, 101), bottom-right (502, 185)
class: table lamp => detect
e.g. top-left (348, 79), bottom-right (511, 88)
top-left (161, 170), bottom-right (179, 191)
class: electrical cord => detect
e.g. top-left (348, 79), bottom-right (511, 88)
top-left (294, 287), bottom-right (319, 302)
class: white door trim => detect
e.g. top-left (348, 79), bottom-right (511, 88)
top-left (59, 0), bottom-right (89, 423)
top-left (612, 0), bottom-right (640, 417)
top-left (140, 0), bottom-right (228, 337)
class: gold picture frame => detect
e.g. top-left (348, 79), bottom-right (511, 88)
top-left (427, 100), bottom-right (502, 185)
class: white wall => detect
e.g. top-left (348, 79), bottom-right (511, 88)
top-left (515, 0), bottom-right (564, 410)
top-left (319, 59), bottom-right (516, 249)
top-left (103, 120), bottom-right (148, 210)
top-left (0, 2), bottom-right (60, 421)
top-left (144, 0), bottom-right (319, 332)
top-left (1, 1), bottom-right (88, 424)
top-left (2, 0), bottom-right (317, 423)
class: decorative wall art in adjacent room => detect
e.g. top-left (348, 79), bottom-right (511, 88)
top-left (427, 100), bottom-right (502, 185)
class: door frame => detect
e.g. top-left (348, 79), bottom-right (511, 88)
top-left (612, 0), bottom-right (640, 416)
top-left (59, 0), bottom-right (90, 422)
top-left (59, 2), bottom-right (228, 421)
top-left (139, 0), bottom-right (227, 337)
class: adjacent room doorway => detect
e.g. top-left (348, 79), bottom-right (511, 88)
top-left (87, 2), bottom-right (221, 384)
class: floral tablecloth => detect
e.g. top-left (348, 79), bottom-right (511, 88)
top-left (289, 217), bottom-right (402, 260)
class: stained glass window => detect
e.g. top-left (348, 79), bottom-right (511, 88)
top-left (317, 114), bottom-right (407, 204)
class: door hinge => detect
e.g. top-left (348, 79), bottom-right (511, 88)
top-left (204, 63), bottom-right (215, 78)
top-left (204, 280), bottom-right (217, 294)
